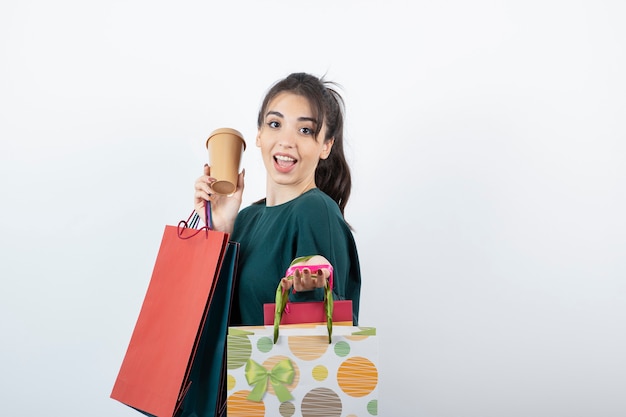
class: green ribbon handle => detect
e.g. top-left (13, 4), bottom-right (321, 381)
top-left (324, 282), bottom-right (333, 344)
top-left (273, 283), bottom-right (290, 343)
top-left (273, 268), bottom-right (335, 344)
top-left (245, 358), bottom-right (295, 403)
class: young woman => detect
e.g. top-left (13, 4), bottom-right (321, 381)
top-left (194, 72), bottom-right (360, 326)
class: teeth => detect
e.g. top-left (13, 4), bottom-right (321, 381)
top-left (275, 155), bottom-right (295, 162)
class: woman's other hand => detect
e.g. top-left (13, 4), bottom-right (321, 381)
top-left (281, 255), bottom-right (331, 292)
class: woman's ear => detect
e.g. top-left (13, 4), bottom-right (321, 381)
top-left (320, 137), bottom-right (335, 160)
top-left (256, 129), bottom-right (261, 147)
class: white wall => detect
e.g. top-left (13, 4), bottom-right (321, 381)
top-left (1, 1), bottom-right (624, 416)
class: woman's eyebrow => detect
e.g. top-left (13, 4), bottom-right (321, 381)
top-left (265, 111), bottom-right (317, 125)
top-left (298, 116), bottom-right (318, 124)
top-left (266, 110), bottom-right (283, 118)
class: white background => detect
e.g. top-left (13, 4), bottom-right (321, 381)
top-left (1, 1), bottom-right (625, 416)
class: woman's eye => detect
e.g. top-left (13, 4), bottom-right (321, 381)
top-left (300, 127), bottom-right (313, 135)
top-left (267, 121), bottom-right (280, 128)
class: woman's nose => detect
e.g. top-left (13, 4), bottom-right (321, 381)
top-left (278, 131), bottom-right (296, 148)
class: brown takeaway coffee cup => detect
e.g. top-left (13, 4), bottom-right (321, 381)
top-left (205, 128), bottom-right (246, 195)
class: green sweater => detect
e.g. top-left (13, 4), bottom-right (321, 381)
top-left (230, 188), bottom-right (361, 326)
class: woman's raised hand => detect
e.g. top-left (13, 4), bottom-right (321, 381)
top-left (194, 164), bottom-right (244, 233)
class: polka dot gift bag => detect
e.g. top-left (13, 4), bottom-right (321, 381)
top-left (226, 267), bottom-right (378, 417)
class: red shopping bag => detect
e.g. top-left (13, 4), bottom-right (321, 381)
top-left (111, 212), bottom-right (234, 417)
top-left (262, 300), bottom-right (352, 325)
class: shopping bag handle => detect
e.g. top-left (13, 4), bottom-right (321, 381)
top-left (177, 202), bottom-right (213, 239)
top-left (273, 264), bottom-right (334, 344)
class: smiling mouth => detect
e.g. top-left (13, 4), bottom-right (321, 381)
top-left (274, 154), bottom-right (297, 168)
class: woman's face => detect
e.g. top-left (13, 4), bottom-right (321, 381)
top-left (256, 92), bottom-right (334, 191)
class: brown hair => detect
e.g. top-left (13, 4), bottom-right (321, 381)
top-left (257, 72), bottom-right (352, 215)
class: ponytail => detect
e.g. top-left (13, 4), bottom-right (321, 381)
top-left (315, 85), bottom-right (351, 216)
